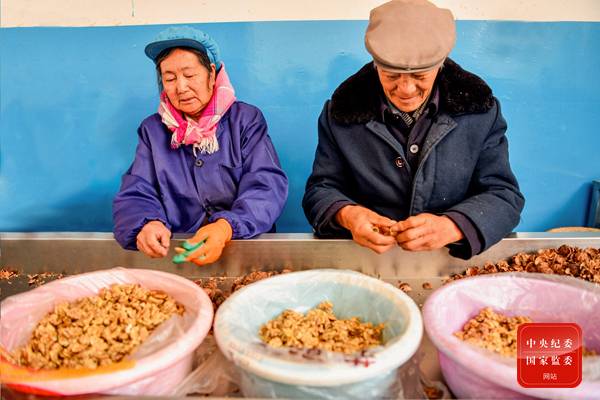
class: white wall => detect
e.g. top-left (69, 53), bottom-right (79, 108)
top-left (2, 0), bottom-right (600, 27)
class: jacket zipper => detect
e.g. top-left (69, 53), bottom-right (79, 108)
top-left (408, 116), bottom-right (456, 214)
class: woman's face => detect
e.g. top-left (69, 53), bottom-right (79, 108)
top-left (160, 48), bottom-right (216, 119)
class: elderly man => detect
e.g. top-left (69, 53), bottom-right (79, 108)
top-left (302, 0), bottom-right (524, 259)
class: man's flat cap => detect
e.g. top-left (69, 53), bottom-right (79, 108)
top-left (365, 0), bottom-right (456, 73)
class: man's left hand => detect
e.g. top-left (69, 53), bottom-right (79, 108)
top-left (390, 213), bottom-right (463, 251)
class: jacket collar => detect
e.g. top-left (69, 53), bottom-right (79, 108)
top-left (331, 58), bottom-right (495, 125)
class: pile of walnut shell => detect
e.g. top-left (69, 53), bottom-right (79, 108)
top-left (449, 246), bottom-right (600, 284)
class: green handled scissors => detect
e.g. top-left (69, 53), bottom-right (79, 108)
top-left (172, 239), bottom-right (207, 264)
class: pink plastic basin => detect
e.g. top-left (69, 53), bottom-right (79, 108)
top-left (1, 268), bottom-right (214, 396)
top-left (423, 273), bottom-right (600, 399)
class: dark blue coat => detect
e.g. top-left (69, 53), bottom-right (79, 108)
top-left (303, 60), bottom-right (524, 258)
top-left (113, 102), bottom-right (288, 250)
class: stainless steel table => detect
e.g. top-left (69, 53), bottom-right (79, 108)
top-left (2, 232), bottom-right (599, 399)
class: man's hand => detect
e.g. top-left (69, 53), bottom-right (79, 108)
top-left (336, 205), bottom-right (397, 254)
top-left (390, 213), bottom-right (463, 251)
top-left (136, 220), bottom-right (171, 258)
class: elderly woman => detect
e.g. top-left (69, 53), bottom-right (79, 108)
top-left (303, 0), bottom-right (524, 259)
top-left (113, 26), bottom-right (288, 265)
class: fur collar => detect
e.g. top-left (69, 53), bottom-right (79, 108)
top-left (330, 58), bottom-right (495, 125)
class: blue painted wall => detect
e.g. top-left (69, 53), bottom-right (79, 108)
top-left (1, 21), bottom-right (599, 232)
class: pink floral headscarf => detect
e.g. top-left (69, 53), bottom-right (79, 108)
top-left (158, 64), bottom-right (236, 155)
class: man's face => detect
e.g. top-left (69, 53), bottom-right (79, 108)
top-left (376, 66), bottom-right (440, 112)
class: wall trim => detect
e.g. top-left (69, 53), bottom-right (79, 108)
top-left (2, 0), bottom-right (600, 27)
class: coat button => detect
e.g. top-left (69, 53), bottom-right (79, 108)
top-left (409, 144), bottom-right (419, 154)
top-left (195, 159), bottom-right (204, 167)
top-left (394, 157), bottom-right (405, 168)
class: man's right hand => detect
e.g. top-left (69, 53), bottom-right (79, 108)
top-left (335, 205), bottom-right (397, 254)
top-left (136, 220), bottom-right (171, 258)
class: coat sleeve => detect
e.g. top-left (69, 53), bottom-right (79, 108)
top-left (209, 110), bottom-right (288, 239)
top-left (302, 101), bottom-right (357, 236)
top-left (112, 125), bottom-right (169, 250)
top-left (445, 99), bottom-right (525, 255)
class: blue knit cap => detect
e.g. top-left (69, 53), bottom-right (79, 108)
top-left (145, 26), bottom-right (221, 70)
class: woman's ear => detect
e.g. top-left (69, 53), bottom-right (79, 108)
top-left (209, 63), bottom-right (217, 89)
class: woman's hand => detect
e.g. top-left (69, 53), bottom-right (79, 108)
top-left (136, 221), bottom-right (171, 258)
top-left (336, 205), bottom-right (397, 254)
top-left (176, 219), bottom-right (233, 266)
top-left (390, 213), bottom-right (463, 251)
